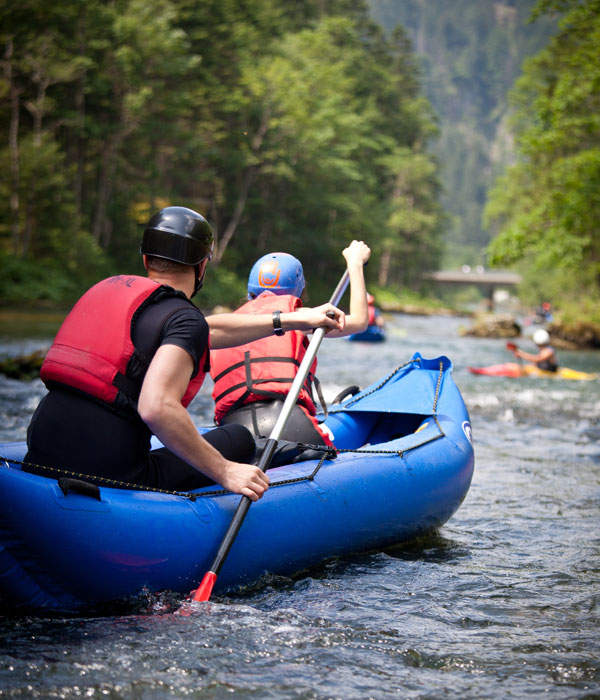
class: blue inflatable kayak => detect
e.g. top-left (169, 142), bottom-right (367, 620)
top-left (0, 353), bottom-right (474, 613)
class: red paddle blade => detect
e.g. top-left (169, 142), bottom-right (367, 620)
top-left (190, 571), bottom-right (217, 602)
top-left (506, 342), bottom-right (518, 351)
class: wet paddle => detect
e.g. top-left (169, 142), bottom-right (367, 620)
top-left (189, 270), bottom-right (351, 603)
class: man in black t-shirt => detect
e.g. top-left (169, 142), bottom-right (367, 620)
top-left (25, 207), bottom-right (345, 500)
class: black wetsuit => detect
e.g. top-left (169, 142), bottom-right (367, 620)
top-left (25, 294), bottom-right (255, 490)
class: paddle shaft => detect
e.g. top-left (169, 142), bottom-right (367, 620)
top-left (191, 270), bottom-right (350, 601)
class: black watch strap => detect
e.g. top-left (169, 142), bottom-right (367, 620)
top-left (272, 310), bottom-right (285, 336)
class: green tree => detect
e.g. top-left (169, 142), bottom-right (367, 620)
top-left (484, 0), bottom-right (600, 302)
top-left (230, 17), bottom-right (388, 273)
top-left (0, 1), bottom-right (108, 299)
top-left (0, 3), bottom-right (85, 256)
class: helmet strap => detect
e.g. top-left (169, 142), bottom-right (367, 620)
top-left (192, 264), bottom-right (202, 297)
top-left (192, 262), bottom-right (208, 297)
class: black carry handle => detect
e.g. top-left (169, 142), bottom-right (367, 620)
top-left (58, 477), bottom-right (101, 501)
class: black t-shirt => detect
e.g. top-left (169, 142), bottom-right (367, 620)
top-left (26, 293), bottom-right (210, 482)
top-left (132, 294), bottom-right (209, 376)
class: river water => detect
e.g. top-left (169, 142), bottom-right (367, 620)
top-left (0, 312), bottom-right (598, 699)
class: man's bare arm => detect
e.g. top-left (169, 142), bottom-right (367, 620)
top-left (137, 345), bottom-right (269, 501)
top-left (207, 303), bottom-right (345, 349)
top-left (327, 240), bottom-right (371, 338)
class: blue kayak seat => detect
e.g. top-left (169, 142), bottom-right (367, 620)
top-left (321, 410), bottom-right (379, 450)
top-left (323, 410), bottom-right (432, 451)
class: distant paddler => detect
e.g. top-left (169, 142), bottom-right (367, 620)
top-left (367, 292), bottom-right (385, 330)
top-left (507, 329), bottom-right (559, 373)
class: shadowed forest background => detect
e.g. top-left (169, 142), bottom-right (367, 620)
top-left (1, 0), bottom-right (599, 328)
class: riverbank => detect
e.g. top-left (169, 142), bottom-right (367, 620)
top-left (547, 318), bottom-right (600, 349)
top-left (377, 293), bottom-right (600, 349)
top-left (379, 300), bottom-right (468, 317)
top-left (459, 312), bottom-right (600, 349)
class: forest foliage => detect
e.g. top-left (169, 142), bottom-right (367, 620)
top-left (0, 0), bottom-right (445, 307)
top-left (368, 0), bottom-right (557, 269)
top-left (369, 0), bottom-right (600, 323)
top-left (484, 0), bottom-right (600, 316)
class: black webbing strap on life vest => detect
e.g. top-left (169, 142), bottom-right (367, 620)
top-left (112, 371), bottom-right (142, 401)
top-left (311, 374), bottom-right (328, 419)
top-left (214, 352), bottom-right (319, 414)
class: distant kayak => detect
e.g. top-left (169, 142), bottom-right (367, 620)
top-left (347, 324), bottom-right (386, 343)
top-left (468, 362), bottom-right (597, 381)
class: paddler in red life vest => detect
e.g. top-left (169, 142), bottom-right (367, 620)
top-left (366, 292), bottom-right (385, 328)
top-left (25, 206), bottom-right (345, 502)
top-left (210, 241), bottom-right (371, 447)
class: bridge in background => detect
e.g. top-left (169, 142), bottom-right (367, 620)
top-left (425, 269), bottom-right (522, 310)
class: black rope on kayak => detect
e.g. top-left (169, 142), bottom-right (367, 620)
top-left (327, 358), bottom-right (444, 418)
top-left (265, 414), bottom-right (446, 488)
top-left (432, 360), bottom-right (444, 412)
top-left (0, 419), bottom-right (443, 500)
top-left (0, 457), bottom-right (205, 501)
top-left (0, 446), bottom-right (337, 501)
top-left (327, 356), bottom-right (422, 413)
top-left (188, 445), bottom-right (340, 496)
top-left (0, 361), bottom-right (446, 499)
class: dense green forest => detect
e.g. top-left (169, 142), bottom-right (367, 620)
top-left (0, 0), bottom-right (445, 308)
top-left (3, 0), bottom-right (599, 326)
top-left (368, 0), bottom-right (556, 268)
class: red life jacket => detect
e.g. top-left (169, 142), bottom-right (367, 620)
top-left (211, 292), bottom-right (319, 423)
top-left (41, 275), bottom-right (207, 412)
top-left (367, 303), bottom-right (376, 326)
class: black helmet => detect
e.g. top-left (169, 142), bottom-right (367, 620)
top-left (141, 206), bottom-right (214, 265)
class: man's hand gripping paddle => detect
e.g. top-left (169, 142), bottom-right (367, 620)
top-left (188, 270), bottom-right (351, 604)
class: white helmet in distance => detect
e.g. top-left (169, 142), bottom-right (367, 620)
top-left (533, 329), bottom-right (550, 346)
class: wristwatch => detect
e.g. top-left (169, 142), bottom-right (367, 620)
top-left (272, 310), bottom-right (285, 336)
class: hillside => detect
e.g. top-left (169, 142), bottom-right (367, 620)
top-left (368, 0), bottom-right (556, 267)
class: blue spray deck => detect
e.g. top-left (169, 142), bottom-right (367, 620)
top-left (0, 354), bottom-right (474, 612)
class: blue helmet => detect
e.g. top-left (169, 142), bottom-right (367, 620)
top-left (247, 252), bottom-right (305, 299)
